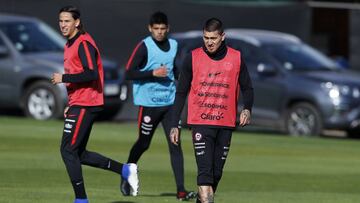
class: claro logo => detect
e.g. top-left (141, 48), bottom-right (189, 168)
top-left (151, 97), bottom-right (171, 103)
top-left (200, 112), bottom-right (224, 120)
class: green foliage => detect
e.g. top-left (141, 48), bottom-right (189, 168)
top-left (1, 117), bottom-right (360, 202)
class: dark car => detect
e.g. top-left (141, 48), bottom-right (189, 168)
top-left (172, 29), bottom-right (360, 137)
top-left (0, 13), bottom-right (127, 120)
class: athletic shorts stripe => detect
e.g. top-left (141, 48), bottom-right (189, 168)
top-left (138, 106), bottom-right (143, 129)
top-left (71, 108), bottom-right (86, 146)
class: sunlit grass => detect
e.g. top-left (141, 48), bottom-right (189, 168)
top-left (1, 117), bottom-right (360, 203)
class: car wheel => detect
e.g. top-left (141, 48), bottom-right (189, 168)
top-left (23, 81), bottom-right (64, 120)
top-left (285, 102), bottom-right (322, 136)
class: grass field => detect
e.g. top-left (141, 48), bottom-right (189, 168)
top-left (1, 117), bottom-right (360, 203)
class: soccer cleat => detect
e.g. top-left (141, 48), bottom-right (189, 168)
top-left (176, 191), bottom-right (197, 201)
top-left (120, 177), bottom-right (130, 196)
top-left (74, 199), bottom-right (89, 203)
top-left (121, 163), bottom-right (139, 196)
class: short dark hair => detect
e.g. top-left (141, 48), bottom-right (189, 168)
top-left (203, 18), bottom-right (223, 34)
top-left (59, 5), bottom-right (85, 34)
top-left (149, 11), bottom-right (168, 26)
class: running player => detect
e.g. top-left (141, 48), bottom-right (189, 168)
top-left (52, 5), bottom-right (139, 203)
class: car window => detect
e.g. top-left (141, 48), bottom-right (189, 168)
top-left (178, 38), bottom-right (202, 56)
top-left (175, 37), bottom-right (202, 70)
top-left (227, 39), bottom-right (278, 73)
top-left (0, 21), bottom-right (64, 53)
top-left (262, 43), bottom-right (340, 71)
top-left (0, 36), bottom-right (9, 58)
top-left (0, 36), bottom-right (4, 46)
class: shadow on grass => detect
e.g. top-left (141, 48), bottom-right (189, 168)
top-left (236, 125), bottom-right (350, 140)
top-left (140, 192), bottom-right (176, 197)
top-left (109, 193), bottom-right (176, 203)
top-left (110, 201), bottom-right (135, 203)
top-left (0, 108), bottom-right (24, 117)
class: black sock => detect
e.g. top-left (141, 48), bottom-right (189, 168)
top-left (106, 159), bottom-right (123, 175)
top-left (71, 180), bottom-right (87, 199)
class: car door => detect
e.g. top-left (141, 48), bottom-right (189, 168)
top-left (229, 39), bottom-right (287, 124)
top-left (0, 31), bottom-right (18, 106)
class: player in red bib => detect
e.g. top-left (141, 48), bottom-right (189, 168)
top-left (51, 6), bottom-right (138, 203)
top-left (170, 18), bottom-right (254, 203)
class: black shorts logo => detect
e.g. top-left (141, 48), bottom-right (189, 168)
top-left (195, 133), bottom-right (202, 141)
top-left (143, 116), bottom-right (151, 123)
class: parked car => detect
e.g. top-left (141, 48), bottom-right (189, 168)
top-left (171, 29), bottom-right (360, 137)
top-left (0, 13), bottom-right (128, 120)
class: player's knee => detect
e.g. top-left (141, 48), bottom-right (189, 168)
top-left (198, 174), bottom-right (213, 186)
top-left (169, 143), bottom-right (182, 152)
top-left (138, 141), bottom-right (151, 151)
top-left (60, 145), bottom-right (67, 158)
top-left (60, 145), bottom-right (77, 161)
top-left (78, 150), bottom-right (88, 161)
top-left (140, 144), bottom-right (150, 152)
top-left (213, 170), bottom-right (223, 182)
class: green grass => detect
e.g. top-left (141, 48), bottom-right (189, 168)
top-left (1, 116), bottom-right (360, 203)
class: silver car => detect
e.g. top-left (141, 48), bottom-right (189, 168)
top-left (0, 13), bottom-right (128, 120)
top-left (172, 29), bottom-right (360, 137)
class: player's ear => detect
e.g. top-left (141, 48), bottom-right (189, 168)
top-left (75, 19), bottom-right (80, 28)
top-left (221, 32), bottom-right (225, 42)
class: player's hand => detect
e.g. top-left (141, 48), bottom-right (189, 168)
top-left (63, 106), bottom-right (69, 118)
top-left (239, 109), bottom-right (251, 127)
top-left (51, 73), bottom-right (63, 84)
top-left (153, 66), bottom-right (168, 77)
top-left (170, 127), bottom-right (180, 145)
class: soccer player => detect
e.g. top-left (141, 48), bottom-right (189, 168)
top-left (169, 18), bottom-right (254, 203)
top-left (122, 11), bottom-right (196, 200)
top-left (52, 6), bottom-right (138, 203)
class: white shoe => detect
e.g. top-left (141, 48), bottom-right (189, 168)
top-left (122, 163), bottom-right (139, 196)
